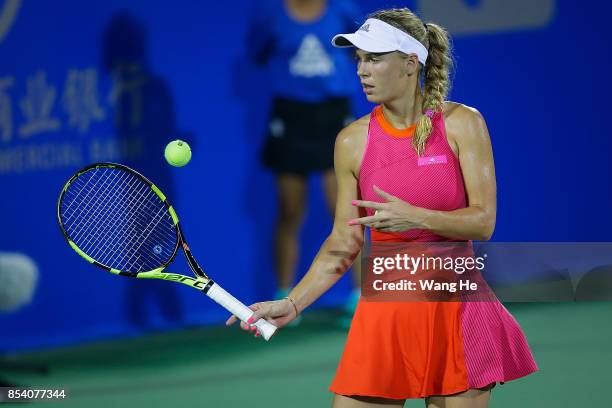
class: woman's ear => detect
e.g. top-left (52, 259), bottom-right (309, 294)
top-left (403, 53), bottom-right (420, 76)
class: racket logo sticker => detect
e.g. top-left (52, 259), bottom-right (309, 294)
top-left (154, 273), bottom-right (206, 290)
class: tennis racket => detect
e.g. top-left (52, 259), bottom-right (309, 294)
top-left (57, 162), bottom-right (277, 340)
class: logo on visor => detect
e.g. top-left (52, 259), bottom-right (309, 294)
top-left (359, 23), bottom-right (370, 32)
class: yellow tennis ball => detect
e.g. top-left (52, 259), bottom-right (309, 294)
top-left (164, 140), bottom-right (191, 167)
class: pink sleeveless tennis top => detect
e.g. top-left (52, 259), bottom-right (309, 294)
top-left (330, 105), bottom-right (538, 398)
top-left (359, 105), bottom-right (466, 242)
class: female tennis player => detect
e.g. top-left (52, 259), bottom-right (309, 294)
top-left (228, 7), bottom-right (538, 407)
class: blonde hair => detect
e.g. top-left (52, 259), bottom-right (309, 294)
top-left (369, 8), bottom-right (453, 156)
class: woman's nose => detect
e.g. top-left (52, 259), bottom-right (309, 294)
top-left (357, 62), bottom-right (369, 78)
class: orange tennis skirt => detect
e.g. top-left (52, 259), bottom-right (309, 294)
top-left (329, 299), bottom-right (538, 399)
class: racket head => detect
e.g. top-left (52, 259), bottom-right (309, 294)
top-left (57, 163), bottom-right (180, 276)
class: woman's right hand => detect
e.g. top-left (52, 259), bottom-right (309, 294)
top-left (225, 298), bottom-right (298, 337)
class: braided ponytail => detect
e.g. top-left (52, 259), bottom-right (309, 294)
top-left (414, 22), bottom-right (452, 155)
top-left (368, 9), bottom-right (453, 156)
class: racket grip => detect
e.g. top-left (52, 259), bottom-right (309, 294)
top-left (206, 283), bottom-right (277, 341)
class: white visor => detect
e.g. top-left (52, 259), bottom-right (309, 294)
top-left (332, 18), bottom-right (428, 65)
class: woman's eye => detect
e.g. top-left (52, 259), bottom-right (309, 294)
top-left (353, 55), bottom-right (380, 63)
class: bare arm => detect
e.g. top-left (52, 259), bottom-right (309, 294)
top-left (226, 118), bottom-right (368, 331)
top-left (289, 124), bottom-right (366, 312)
top-left (420, 104), bottom-right (497, 240)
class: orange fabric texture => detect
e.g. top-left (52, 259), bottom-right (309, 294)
top-left (372, 106), bottom-right (416, 138)
top-left (329, 301), bottom-right (470, 399)
top-left (331, 107), bottom-right (470, 399)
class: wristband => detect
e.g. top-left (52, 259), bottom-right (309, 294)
top-left (284, 296), bottom-right (300, 318)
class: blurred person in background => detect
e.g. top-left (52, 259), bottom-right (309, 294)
top-left (102, 12), bottom-right (185, 329)
top-left (248, 0), bottom-right (363, 325)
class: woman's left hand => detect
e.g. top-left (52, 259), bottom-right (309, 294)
top-left (349, 186), bottom-right (425, 232)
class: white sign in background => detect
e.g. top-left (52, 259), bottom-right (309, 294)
top-left (419, 0), bottom-right (555, 35)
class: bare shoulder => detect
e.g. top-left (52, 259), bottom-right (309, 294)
top-left (337, 113), bottom-right (369, 144)
top-left (443, 101), bottom-right (490, 156)
top-left (335, 113), bottom-right (370, 176)
top-left (444, 101), bottom-right (485, 126)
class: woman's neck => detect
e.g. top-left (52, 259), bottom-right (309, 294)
top-left (382, 87), bottom-right (424, 128)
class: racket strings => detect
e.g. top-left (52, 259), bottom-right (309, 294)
top-left (61, 168), bottom-right (101, 216)
top-left (60, 166), bottom-right (178, 272)
top-left (71, 173), bottom-right (165, 259)
top-left (63, 169), bottom-right (118, 229)
top-left (108, 187), bottom-right (178, 269)
top-left (88, 192), bottom-right (153, 262)
top-left (65, 173), bottom-right (133, 244)
top-left (84, 175), bottom-right (150, 261)
top-left (64, 169), bottom-right (170, 229)
top-left (116, 204), bottom-right (170, 271)
top-left (67, 170), bottom-right (127, 241)
top-left (70, 172), bottom-right (176, 271)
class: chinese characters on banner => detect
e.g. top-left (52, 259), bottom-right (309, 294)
top-left (0, 67), bottom-right (145, 174)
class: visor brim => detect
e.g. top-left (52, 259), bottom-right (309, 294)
top-left (331, 33), bottom-right (397, 53)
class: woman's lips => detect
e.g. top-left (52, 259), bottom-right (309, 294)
top-left (362, 84), bottom-right (374, 94)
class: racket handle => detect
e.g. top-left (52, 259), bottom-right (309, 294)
top-left (206, 282), bottom-right (277, 341)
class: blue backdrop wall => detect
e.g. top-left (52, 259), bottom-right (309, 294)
top-left (1, 0), bottom-right (610, 351)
